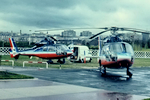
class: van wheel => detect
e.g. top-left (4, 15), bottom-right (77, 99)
top-left (89, 58), bottom-right (92, 62)
top-left (79, 59), bottom-right (84, 63)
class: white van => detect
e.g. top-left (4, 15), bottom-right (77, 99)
top-left (69, 45), bottom-right (92, 63)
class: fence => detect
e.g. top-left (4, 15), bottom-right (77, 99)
top-left (1, 60), bottom-right (14, 66)
top-left (89, 50), bottom-right (150, 58)
top-left (0, 47), bottom-right (150, 58)
top-left (23, 61), bottom-right (48, 68)
top-left (0, 47), bottom-right (28, 55)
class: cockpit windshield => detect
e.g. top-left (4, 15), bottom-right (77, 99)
top-left (124, 43), bottom-right (134, 54)
top-left (109, 42), bottom-right (134, 55)
top-left (110, 43), bottom-right (122, 53)
top-left (61, 45), bottom-right (69, 50)
top-left (55, 44), bottom-right (68, 51)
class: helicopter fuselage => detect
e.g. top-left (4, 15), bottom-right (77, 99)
top-left (17, 48), bottom-right (73, 59)
top-left (16, 45), bottom-right (72, 59)
top-left (9, 37), bottom-right (73, 61)
top-left (100, 42), bottom-right (134, 69)
top-left (88, 26), bottom-right (148, 78)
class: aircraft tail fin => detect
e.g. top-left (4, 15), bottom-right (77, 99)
top-left (9, 38), bottom-right (19, 59)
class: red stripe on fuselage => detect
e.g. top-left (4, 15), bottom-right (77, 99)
top-left (22, 53), bottom-right (72, 59)
top-left (101, 59), bottom-right (133, 68)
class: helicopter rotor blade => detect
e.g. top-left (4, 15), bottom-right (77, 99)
top-left (110, 27), bottom-right (150, 34)
top-left (35, 27), bottom-right (109, 32)
top-left (50, 36), bottom-right (57, 41)
top-left (47, 35), bottom-right (57, 41)
top-left (89, 29), bottom-right (110, 39)
top-left (123, 28), bottom-right (150, 34)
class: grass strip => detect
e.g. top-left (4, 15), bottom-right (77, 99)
top-left (1, 55), bottom-right (150, 68)
top-left (0, 71), bottom-right (33, 79)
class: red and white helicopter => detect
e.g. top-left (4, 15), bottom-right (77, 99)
top-left (9, 36), bottom-right (73, 64)
top-left (89, 27), bottom-right (149, 78)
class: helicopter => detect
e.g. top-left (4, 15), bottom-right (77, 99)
top-left (9, 36), bottom-right (73, 64)
top-left (89, 27), bottom-right (150, 78)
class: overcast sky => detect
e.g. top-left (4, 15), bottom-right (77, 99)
top-left (0, 0), bottom-right (150, 35)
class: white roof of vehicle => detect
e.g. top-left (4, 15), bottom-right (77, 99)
top-left (73, 45), bottom-right (88, 48)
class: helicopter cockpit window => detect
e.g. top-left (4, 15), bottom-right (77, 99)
top-left (124, 43), bottom-right (134, 55)
top-left (110, 43), bottom-right (122, 53)
top-left (109, 43), bottom-right (134, 55)
top-left (55, 45), bottom-right (68, 53)
top-left (56, 45), bottom-right (61, 50)
top-left (121, 43), bottom-right (126, 53)
top-left (34, 47), bottom-right (42, 51)
top-left (101, 45), bottom-right (110, 55)
top-left (43, 47), bottom-right (47, 51)
top-left (61, 45), bottom-right (68, 50)
top-left (48, 46), bottom-right (56, 52)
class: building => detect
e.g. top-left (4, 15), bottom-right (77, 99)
top-left (32, 32), bottom-right (46, 37)
top-left (80, 31), bottom-right (92, 37)
top-left (0, 32), bottom-right (12, 41)
top-left (62, 30), bottom-right (76, 37)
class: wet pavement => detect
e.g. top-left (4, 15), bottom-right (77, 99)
top-left (0, 79), bottom-right (147, 100)
top-left (0, 66), bottom-right (150, 99)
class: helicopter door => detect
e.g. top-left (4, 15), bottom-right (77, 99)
top-left (74, 47), bottom-right (78, 60)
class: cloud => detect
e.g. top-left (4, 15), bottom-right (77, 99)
top-left (0, 0), bottom-right (150, 33)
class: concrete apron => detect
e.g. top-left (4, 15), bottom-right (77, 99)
top-left (0, 79), bottom-right (148, 100)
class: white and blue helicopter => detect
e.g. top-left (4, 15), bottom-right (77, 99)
top-left (89, 27), bottom-right (149, 78)
top-left (9, 36), bottom-right (73, 64)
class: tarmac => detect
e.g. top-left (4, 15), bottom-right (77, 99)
top-left (0, 66), bottom-right (149, 100)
